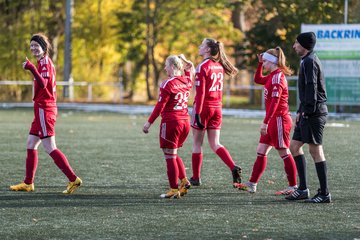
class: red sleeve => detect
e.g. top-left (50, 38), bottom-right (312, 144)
top-left (184, 68), bottom-right (195, 82)
top-left (254, 63), bottom-right (267, 85)
top-left (183, 70), bottom-right (193, 87)
top-left (147, 86), bottom-right (171, 124)
top-left (194, 67), bottom-right (206, 114)
top-left (184, 69), bottom-right (190, 78)
top-left (25, 61), bottom-right (48, 89)
top-left (263, 81), bottom-right (283, 124)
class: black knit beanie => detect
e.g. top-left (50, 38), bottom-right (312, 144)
top-left (296, 32), bottom-right (316, 51)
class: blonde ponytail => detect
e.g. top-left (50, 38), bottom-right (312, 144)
top-left (218, 41), bottom-right (238, 76)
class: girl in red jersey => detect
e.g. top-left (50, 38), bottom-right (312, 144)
top-left (10, 33), bottom-right (82, 194)
top-left (143, 54), bottom-right (194, 199)
top-left (190, 38), bottom-right (242, 187)
top-left (237, 47), bottom-right (297, 195)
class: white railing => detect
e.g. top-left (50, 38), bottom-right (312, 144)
top-left (1, 78), bottom-right (297, 107)
top-left (224, 76), bottom-right (298, 109)
top-left (0, 80), bottom-right (124, 103)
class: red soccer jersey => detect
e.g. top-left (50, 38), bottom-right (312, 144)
top-left (254, 63), bottom-right (289, 124)
top-left (194, 59), bottom-right (224, 114)
top-left (33, 55), bottom-right (57, 106)
top-left (148, 75), bottom-right (192, 124)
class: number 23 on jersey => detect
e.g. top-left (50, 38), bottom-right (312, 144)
top-left (209, 72), bottom-right (223, 92)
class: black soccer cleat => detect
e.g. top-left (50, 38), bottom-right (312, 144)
top-left (285, 188), bottom-right (310, 200)
top-left (231, 165), bottom-right (242, 187)
top-left (304, 189), bottom-right (331, 203)
top-left (189, 177), bottom-right (201, 186)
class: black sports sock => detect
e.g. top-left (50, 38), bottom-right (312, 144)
top-left (294, 155), bottom-right (307, 190)
top-left (315, 161), bottom-right (328, 195)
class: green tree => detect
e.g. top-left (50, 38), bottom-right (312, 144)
top-left (0, 0), bottom-right (65, 101)
top-left (240, 0), bottom-right (357, 72)
top-left (70, 0), bottom-right (123, 101)
top-left (116, 0), bottom-right (243, 101)
top-left (0, 0), bottom-right (123, 102)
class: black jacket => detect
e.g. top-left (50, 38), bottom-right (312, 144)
top-left (297, 51), bottom-right (328, 116)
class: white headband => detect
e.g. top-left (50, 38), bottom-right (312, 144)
top-left (262, 52), bottom-right (278, 64)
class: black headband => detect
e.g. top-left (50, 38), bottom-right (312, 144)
top-left (30, 35), bottom-right (47, 52)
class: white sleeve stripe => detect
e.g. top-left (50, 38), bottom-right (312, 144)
top-left (272, 72), bottom-right (282, 85)
top-left (278, 72), bottom-right (282, 83)
top-left (196, 59), bottom-right (210, 73)
top-left (161, 77), bottom-right (176, 89)
top-left (271, 74), bottom-right (276, 84)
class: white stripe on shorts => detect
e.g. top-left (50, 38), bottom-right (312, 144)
top-left (39, 108), bottom-right (48, 137)
top-left (161, 122), bottom-right (166, 140)
top-left (191, 104), bottom-right (196, 126)
top-left (277, 116), bottom-right (284, 148)
top-left (160, 122), bottom-right (178, 146)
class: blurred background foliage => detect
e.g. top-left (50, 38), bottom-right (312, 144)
top-left (0, 0), bottom-right (359, 103)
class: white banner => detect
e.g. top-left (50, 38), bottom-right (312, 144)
top-left (301, 24), bottom-right (360, 105)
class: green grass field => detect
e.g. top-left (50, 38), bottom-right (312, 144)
top-left (0, 109), bottom-right (359, 240)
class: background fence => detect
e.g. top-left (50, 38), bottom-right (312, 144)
top-left (1, 78), bottom-right (360, 115)
top-left (0, 76), bottom-right (300, 109)
top-left (0, 80), bottom-right (123, 103)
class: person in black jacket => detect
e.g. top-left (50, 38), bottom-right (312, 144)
top-left (286, 32), bottom-right (331, 203)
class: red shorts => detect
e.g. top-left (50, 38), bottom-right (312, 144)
top-left (259, 114), bottom-right (292, 149)
top-left (159, 119), bottom-right (190, 149)
top-left (29, 104), bottom-right (57, 139)
top-left (191, 106), bottom-right (222, 130)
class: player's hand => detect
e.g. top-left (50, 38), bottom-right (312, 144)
top-left (23, 57), bottom-right (35, 71)
top-left (302, 112), bottom-right (309, 119)
top-left (185, 62), bottom-right (195, 72)
top-left (195, 114), bottom-right (205, 129)
top-left (179, 54), bottom-right (194, 69)
top-left (142, 122), bottom-right (151, 134)
top-left (257, 53), bottom-right (263, 63)
top-left (260, 123), bottom-right (268, 136)
top-left (22, 57), bottom-right (29, 69)
top-left (294, 112), bottom-right (300, 126)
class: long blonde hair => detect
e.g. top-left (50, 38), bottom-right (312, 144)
top-left (266, 47), bottom-right (293, 76)
top-left (205, 38), bottom-right (238, 76)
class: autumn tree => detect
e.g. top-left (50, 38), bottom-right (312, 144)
top-left (239, 0), bottom-right (358, 72)
top-left (116, 0), bottom-right (244, 101)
